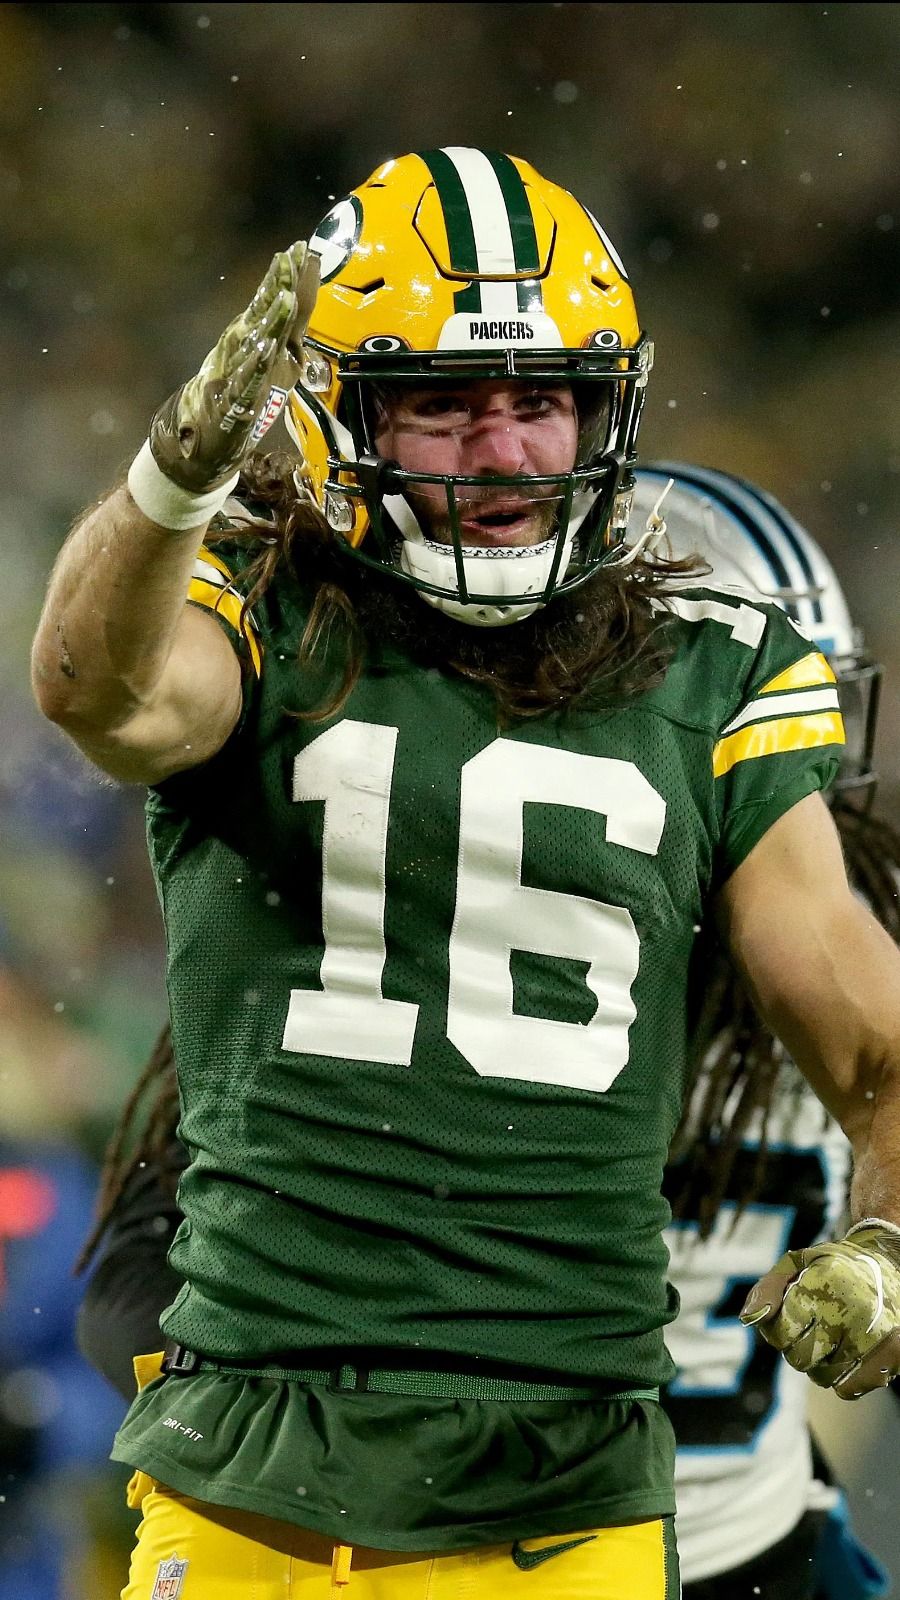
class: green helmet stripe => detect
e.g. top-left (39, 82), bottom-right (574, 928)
top-left (516, 278), bottom-right (543, 313)
top-left (418, 148), bottom-right (481, 277)
top-left (481, 150), bottom-right (541, 276)
top-left (452, 280), bottom-right (483, 313)
top-left (418, 148), bottom-right (545, 318)
top-left (418, 148), bottom-right (484, 315)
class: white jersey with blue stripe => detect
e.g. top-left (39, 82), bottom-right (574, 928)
top-left (664, 1070), bottom-right (850, 1583)
top-left (633, 463), bottom-right (856, 662)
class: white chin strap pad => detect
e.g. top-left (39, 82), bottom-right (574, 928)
top-left (384, 489), bottom-right (591, 628)
top-left (399, 535), bottom-right (577, 627)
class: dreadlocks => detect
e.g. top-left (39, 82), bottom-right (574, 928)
top-left (669, 796), bottom-right (900, 1237)
top-left (75, 1023), bottom-right (179, 1275)
top-left (835, 799), bottom-right (900, 942)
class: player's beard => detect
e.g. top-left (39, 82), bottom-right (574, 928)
top-left (408, 489), bottom-right (561, 551)
top-left (344, 490), bottom-right (574, 667)
top-left (332, 518), bottom-right (574, 671)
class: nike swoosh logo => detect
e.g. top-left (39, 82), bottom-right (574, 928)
top-left (511, 1535), bottom-right (597, 1570)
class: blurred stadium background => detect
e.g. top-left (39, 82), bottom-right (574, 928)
top-left (2, 3), bottom-right (898, 1594)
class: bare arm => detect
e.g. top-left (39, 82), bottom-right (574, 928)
top-left (31, 485), bottom-right (241, 784)
top-left (717, 790), bottom-right (900, 1224)
top-left (31, 240), bottom-right (319, 786)
top-left (718, 790), bottom-right (900, 1397)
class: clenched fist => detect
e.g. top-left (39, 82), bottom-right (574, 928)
top-left (739, 1219), bottom-right (900, 1399)
top-left (148, 241), bottom-right (319, 494)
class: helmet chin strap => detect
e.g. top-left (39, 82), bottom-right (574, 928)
top-left (613, 476), bottom-right (673, 566)
top-left (384, 486), bottom-right (598, 628)
top-left (289, 376), bottom-right (632, 625)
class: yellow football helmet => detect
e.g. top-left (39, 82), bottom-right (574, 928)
top-left (286, 147), bottom-right (652, 625)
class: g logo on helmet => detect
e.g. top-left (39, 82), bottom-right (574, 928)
top-left (309, 196), bottom-right (363, 284)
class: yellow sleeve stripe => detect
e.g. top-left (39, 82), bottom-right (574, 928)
top-left (196, 545), bottom-right (234, 582)
top-left (759, 651), bottom-right (836, 695)
top-left (713, 711), bottom-right (844, 778)
top-left (187, 577), bottom-right (262, 678)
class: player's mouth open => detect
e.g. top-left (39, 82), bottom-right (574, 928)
top-left (459, 501), bottom-right (546, 548)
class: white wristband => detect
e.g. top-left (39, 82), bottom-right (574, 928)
top-left (126, 439), bottom-right (240, 532)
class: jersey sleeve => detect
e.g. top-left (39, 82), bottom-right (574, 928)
top-left (186, 537), bottom-right (263, 682)
top-left (713, 609), bottom-right (844, 882)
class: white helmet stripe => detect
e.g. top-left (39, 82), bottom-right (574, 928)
top-left (441, 146), bottom-right (522, 320)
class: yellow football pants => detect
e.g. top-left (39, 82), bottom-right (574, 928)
top-left (121, 1480), bottom-right (678, 1600)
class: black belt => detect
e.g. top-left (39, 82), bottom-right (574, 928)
top-left (161, 1341), bottom-right (658, 1405)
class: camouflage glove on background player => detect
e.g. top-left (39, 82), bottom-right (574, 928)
top-left (740, 1218), bottom-right (900, 1399)
top-left (127, 241), bottom-right (319, 528)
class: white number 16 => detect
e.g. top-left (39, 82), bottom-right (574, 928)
top-left (282, 722), bottom-right (666, 1094)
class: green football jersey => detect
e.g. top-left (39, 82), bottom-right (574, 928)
top-left (112, 543), bottom-right (843, 1544)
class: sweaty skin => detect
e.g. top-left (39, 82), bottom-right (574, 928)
top-left (374, 380), bottom-right (578, 548)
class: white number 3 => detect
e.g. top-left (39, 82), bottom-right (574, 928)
top-left (282, 723), bottom-right (666, 1093)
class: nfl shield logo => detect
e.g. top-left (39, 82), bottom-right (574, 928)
top-left (151, 1554), bottom-right (189, 1600)
top-left (250, 384), bottom-right (288, 444)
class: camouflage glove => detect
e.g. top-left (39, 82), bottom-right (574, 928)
top-left (148, 240), bottom-right (319, 494)
top-left (739, 1219), bottom-right (900, 1400)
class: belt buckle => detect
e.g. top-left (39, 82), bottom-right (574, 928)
top-left (162, 1342), bottom-right (200, 1376)
top-left (331, 1364), bottom-right (369, 1393)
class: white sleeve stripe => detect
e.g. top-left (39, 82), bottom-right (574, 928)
top-left (192, 558), bottom-right (228, 588)
top-left (720, 687), bottom-right (841, 737)
top-left (441, 146), bottom-right (518, 275)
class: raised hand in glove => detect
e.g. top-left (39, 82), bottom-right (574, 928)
top-left (127, 242), bottom-right (319, 531)
top-left (739, 1218), bottom-right (900, 1399)
top-left (149, 240), bottom-right (319, 493)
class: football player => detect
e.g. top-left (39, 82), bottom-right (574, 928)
top-left (32, 149), bottom-right (900, 1600)
top-left (631, 467), bottom-right (892, 1600)
top-left (73, 466), bottom-right (898, 1600)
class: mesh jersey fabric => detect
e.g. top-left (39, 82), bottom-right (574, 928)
top-left (112, 540), bottom-right (842, 1544)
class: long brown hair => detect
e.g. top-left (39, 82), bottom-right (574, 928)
top-left (221, 451), bottom-right (706, 725)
